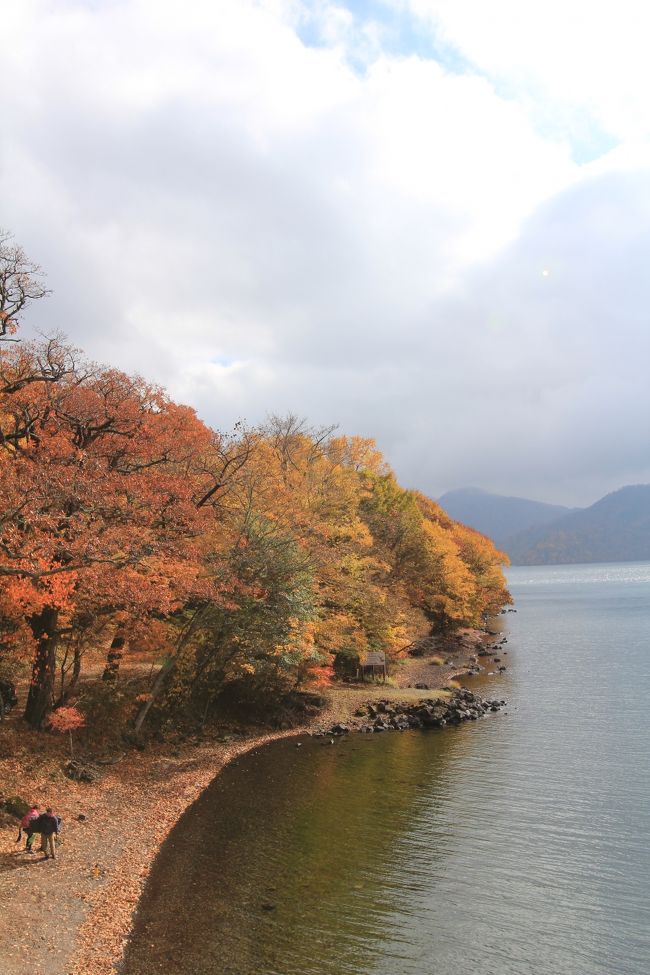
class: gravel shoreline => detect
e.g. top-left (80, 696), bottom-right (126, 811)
top-left (1, 727), bottom-right (308, 975)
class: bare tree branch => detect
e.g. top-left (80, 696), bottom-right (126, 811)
top-left (0, 230), bottom-right (50, 339)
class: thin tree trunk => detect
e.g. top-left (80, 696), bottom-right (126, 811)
top-left (69, 645), bottom-right (82, 695)
top-left (133, 655), bottom-right (178, 736)
top-left (58, 644), bottom-right (83, 705)
top-left (58, 644), bottom-right (70, 705)
top-left (102, 628), bottom-right (126, 682)
top-left (133, 605), bottom-right (207, 735)
top-left (24, 606), bottom-right (59, 728)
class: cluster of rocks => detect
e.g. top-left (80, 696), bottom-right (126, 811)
top-left (477, 633), bottom-right (509, 671)
top-left (316, 689), bottom-right (506, 737)
top-left (63, 759), bottom-right (99, 783)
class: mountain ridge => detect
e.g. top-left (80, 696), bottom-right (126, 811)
top-left (437, 487), bottom-right (576, 551)
top-left (438, 484), bottom-right (650, 565)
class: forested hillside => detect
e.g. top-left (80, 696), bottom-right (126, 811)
top-left (439, 485), bottom-right (650, 565)
top-left (0, 235), bottom-right (511, 740)
top-left (506, 485), bottom-right (650, 565)
top-left (438, 488), bottom-right (575, 550)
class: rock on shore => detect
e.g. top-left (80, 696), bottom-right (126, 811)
top-left (316, 688), bottom-right (506, 736)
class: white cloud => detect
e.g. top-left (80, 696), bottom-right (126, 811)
top-left (2, 0), bottom-right (649, 506)
top-left (401, 0), bottom-right (650, 143)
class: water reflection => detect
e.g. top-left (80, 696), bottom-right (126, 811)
top-left (123, 729), bottom-right (468, 975)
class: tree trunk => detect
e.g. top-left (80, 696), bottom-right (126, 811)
top-left (69, 645), bottom-right (82, 695)
top-left (133, 605), bottom-right (208, 736)
top-left (102, 628), bottom-right (126, 682)
top-left (133, 655), bottom-right (177, 736)
top-left (57, 644), bottom-right (83, 706)
top-left (24, 606), bottom-right (59, 728)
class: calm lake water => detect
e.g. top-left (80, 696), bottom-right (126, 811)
top-left (123, 562), bottom-right (650, 975)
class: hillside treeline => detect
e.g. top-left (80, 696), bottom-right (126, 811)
top-left (0, 235), bottom-right (511, 735)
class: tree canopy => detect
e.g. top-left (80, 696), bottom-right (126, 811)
top-left (0, 236), bottom-right (511, 733)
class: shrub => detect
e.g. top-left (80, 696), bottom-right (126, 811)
top-left (1, 795), bottom-right (29, 819)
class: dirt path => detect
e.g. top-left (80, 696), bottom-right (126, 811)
top-left (0, 628), bottom-right (498, 975)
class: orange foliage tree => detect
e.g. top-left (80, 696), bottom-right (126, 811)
top-left (0, 236), bottom-right (512, 736)
top-left (48, 705), bottom-right (85, 758)
top-left (0, 336), bottom-right (224, 726)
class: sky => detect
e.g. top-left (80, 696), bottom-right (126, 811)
top-left (2, 0), bottom-right (650, 507)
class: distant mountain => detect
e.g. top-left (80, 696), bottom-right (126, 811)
top-left (438, 485), bottom-right (650, 565)
top-left (505, 485), bottom-right (650, 565)
top-left (437, 487), bottom-right (575, 550)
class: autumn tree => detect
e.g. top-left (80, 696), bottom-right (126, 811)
top-left (159, 514), bottom-right (319, 725)
top-left (0, 342), bottom-right (220, 726)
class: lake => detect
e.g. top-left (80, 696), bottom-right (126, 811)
top-left (122, 562), bottom-right (650, 975)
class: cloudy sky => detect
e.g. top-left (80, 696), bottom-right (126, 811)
top-left (3, 0), bottom-right (650, 506)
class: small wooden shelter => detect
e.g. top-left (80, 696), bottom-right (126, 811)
top-left (357, 651), bottom-right (387, 682)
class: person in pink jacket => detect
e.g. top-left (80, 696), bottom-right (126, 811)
top-left (19, 804), bottom-right (40, 852)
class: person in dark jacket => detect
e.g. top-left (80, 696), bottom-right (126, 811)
top-left (35, 807), bottom-right (60, 859)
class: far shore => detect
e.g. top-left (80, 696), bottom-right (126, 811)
top-left (0, 626), bottom-right (508, 975)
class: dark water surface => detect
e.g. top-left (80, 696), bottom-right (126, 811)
top-left (123, 563), bottom-right (650, 975)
